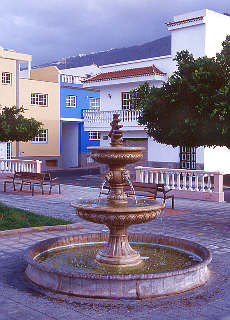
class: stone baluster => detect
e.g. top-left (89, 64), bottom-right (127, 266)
top-left (165, 172), bottom-right (170, 189)
top-left (201, 175), bottom-right (206, 192)
top-left (171, 173), bottom-right (175, 189)
top-left (144, 171), bottom-right (149, 183)
top-left (195, 174), bottom-right (199, 191)
top-left (182, 173), bottom-right (187, 190)
top-left (155, 172), bottom-right (159, 185)
top-left (188, 173), bottom-right (193, 191)
top-left (140, 170), bottom-right (144, 183)
top-left (176, 172), bottom-right (181, 190)
top-left (150, 171), bottom-right (154, 183)
top-left (160, 171), bottom-right (164, 184)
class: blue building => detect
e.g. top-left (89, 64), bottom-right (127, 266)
top-left (60, 66), bottom-right (100, 168)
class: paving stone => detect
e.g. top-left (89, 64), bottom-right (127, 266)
top-left (1, 179), bottom-right (230, 318)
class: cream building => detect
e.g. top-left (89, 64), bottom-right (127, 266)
top-left (18, 77), bottom-right (60, 167)
top-left (0, 47), bottom-right (31, 159)
top-left (0, 47), bottom-right (60, 166)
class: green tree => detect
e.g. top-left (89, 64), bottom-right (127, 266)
top-left (0, 106), bottom-right (42, 142)
top-left (131, 35), bottom-right (230, 148)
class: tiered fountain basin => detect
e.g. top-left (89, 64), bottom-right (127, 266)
top-left (25, 232), bottom-right (211, 299)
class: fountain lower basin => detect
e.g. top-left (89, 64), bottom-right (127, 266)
top-left (72, 199), bottom-right (163, 267)
top-left (25, 233), bottom-right (211, 299)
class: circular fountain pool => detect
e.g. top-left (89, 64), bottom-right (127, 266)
top-left (25, 233), bottom-right (211, 299)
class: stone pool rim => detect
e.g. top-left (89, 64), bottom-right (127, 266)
top-left (24, 233), bottom-right (212, 299)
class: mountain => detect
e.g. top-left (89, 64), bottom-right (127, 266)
top-left (35, 36), bottom-right (171, 70)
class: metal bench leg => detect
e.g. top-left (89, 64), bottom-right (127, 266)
top-left (49, 184), bottom-right (52, 195)
top-left (58, 184), bottom-right (61, 194)
top-left (20, 181), bottom-right (23, 191)
top-left (172, 196), bottom-right (175, 209)
top-left (32, 185), bottom-right (34, 196)
top-left (4, 182), bottom-right (6, 192)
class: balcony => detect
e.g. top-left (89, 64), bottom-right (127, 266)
top-left (83, 109), bottom-right (143, 131)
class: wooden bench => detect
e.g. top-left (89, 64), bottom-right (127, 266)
top-left (125, 181), bottom-right (175, 209)
top-left (4, 172), bottom-right (61, 196)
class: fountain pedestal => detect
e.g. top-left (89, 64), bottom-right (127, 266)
top-left (96, 224), bottom-right (141, 266)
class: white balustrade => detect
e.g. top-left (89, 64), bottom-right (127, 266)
top-left (135, 166), bottom-right (224, 202)
top-left (0, 159), bottom-right (42, 173)
top-left (83, 109), bottom-right (141, 128)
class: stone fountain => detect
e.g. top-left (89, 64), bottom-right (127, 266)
top-left (25, 114), bottom-right (212, 299)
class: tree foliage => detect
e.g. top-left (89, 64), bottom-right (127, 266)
top-left (0, 106), bottom-right (42, 142)
top-left (131, 35), bottom-right (230, 148)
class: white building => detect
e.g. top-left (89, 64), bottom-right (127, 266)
top-left (83, 9), bottom-right (230, 173)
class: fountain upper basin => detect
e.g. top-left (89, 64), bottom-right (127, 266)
top-left (88, 146), bottom-right (145, 165)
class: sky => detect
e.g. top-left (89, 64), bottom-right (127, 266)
top-left (1, 0), bottom-right (230, 66)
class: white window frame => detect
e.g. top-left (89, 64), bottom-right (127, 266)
top-left (89, 97), bottom-right (100, 110)
top-left (6, 142), bottom-right (12, 159)
top-left (31, 93), bottom-right (48, 107)
top-left (121, 92), bottom-right (131, 109)
top-left (66, 95), bottom-right (77, 107)
top-left (2, 72), bottom-right (12, 85)
top-left (89, 131), bottom-right (100, 140)
top-left (73, 76), bottom-right (79, 84)
top-left (32, 129), bottom-right (48, 143)
top-left (61, 74), bottom-right (67, 83)
top-left (62, 74), bottom-right (73, 83)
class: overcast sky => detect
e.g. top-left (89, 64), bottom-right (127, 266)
top-left (1, 0), bottom-right (230, 66)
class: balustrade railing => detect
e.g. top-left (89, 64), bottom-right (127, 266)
top-left (0, 159), bottom-right (42, 173)
top-left (83, 109), bottom-right (141, 126)
top-left (135, 166), bottom-right (224, 202)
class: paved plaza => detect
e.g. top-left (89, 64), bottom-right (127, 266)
top-left (1, 175), bottom-right (230, 319)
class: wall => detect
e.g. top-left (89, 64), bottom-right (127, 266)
top-left (169, 9), bottom-right (230, 59)
top-left (0, 57), bottom-right (17, 107)
top-left (60, 78), bottom-right (100, 167)
top-left (62, 122), bottom-right (79, 168)
top-left (30, 66), bottom-right (59, 83)
top-left (205, 10), bottom-right (230, 57)
top-left (60, 85), bottom-right (98, 119)
top-left (19, 78), bottom-right (60, 157)
top-left (0, 143), bottom-right (7, 159)
top-left (204, 147), bottom-right (230, 173)
top-left (100, 81), bottom-right (158, 112)
top-left (172, 24), bottom-right (206, 58)
top-left (148, 139), bottom-right (179, 165)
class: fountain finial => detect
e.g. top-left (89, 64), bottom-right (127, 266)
top-left (108, 114), bottom-right (123, 146)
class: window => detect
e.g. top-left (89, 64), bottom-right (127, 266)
top-left (6, 142), bottom-right (11, 159)
top-left (62, 75), bottom-right (67, 83)
top-left (66, 95), bottom-right (77, 107)
top-left (2, 72), bottom-right (12, 85)
top-left (61, 74), bottom-right (73, 83)
top-left (31, 93), bottom-right (48, 107)
top-left (32, 129), bottom-right (48, 143)
top-left (89, 97), bottom-right (100, 110)
top-left (89, 131), bottom-right (100, 140)
top-left (121, 92), bottom-right (131, 109)
top-left (73, 76), bottom-right (79, 84)
top-left (180, 146), bottom-right (196, 169)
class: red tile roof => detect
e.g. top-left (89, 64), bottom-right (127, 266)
top-left (166, 16), bottom-right (204, 27)
top-left (84, 65), bottom-right (166, 83)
